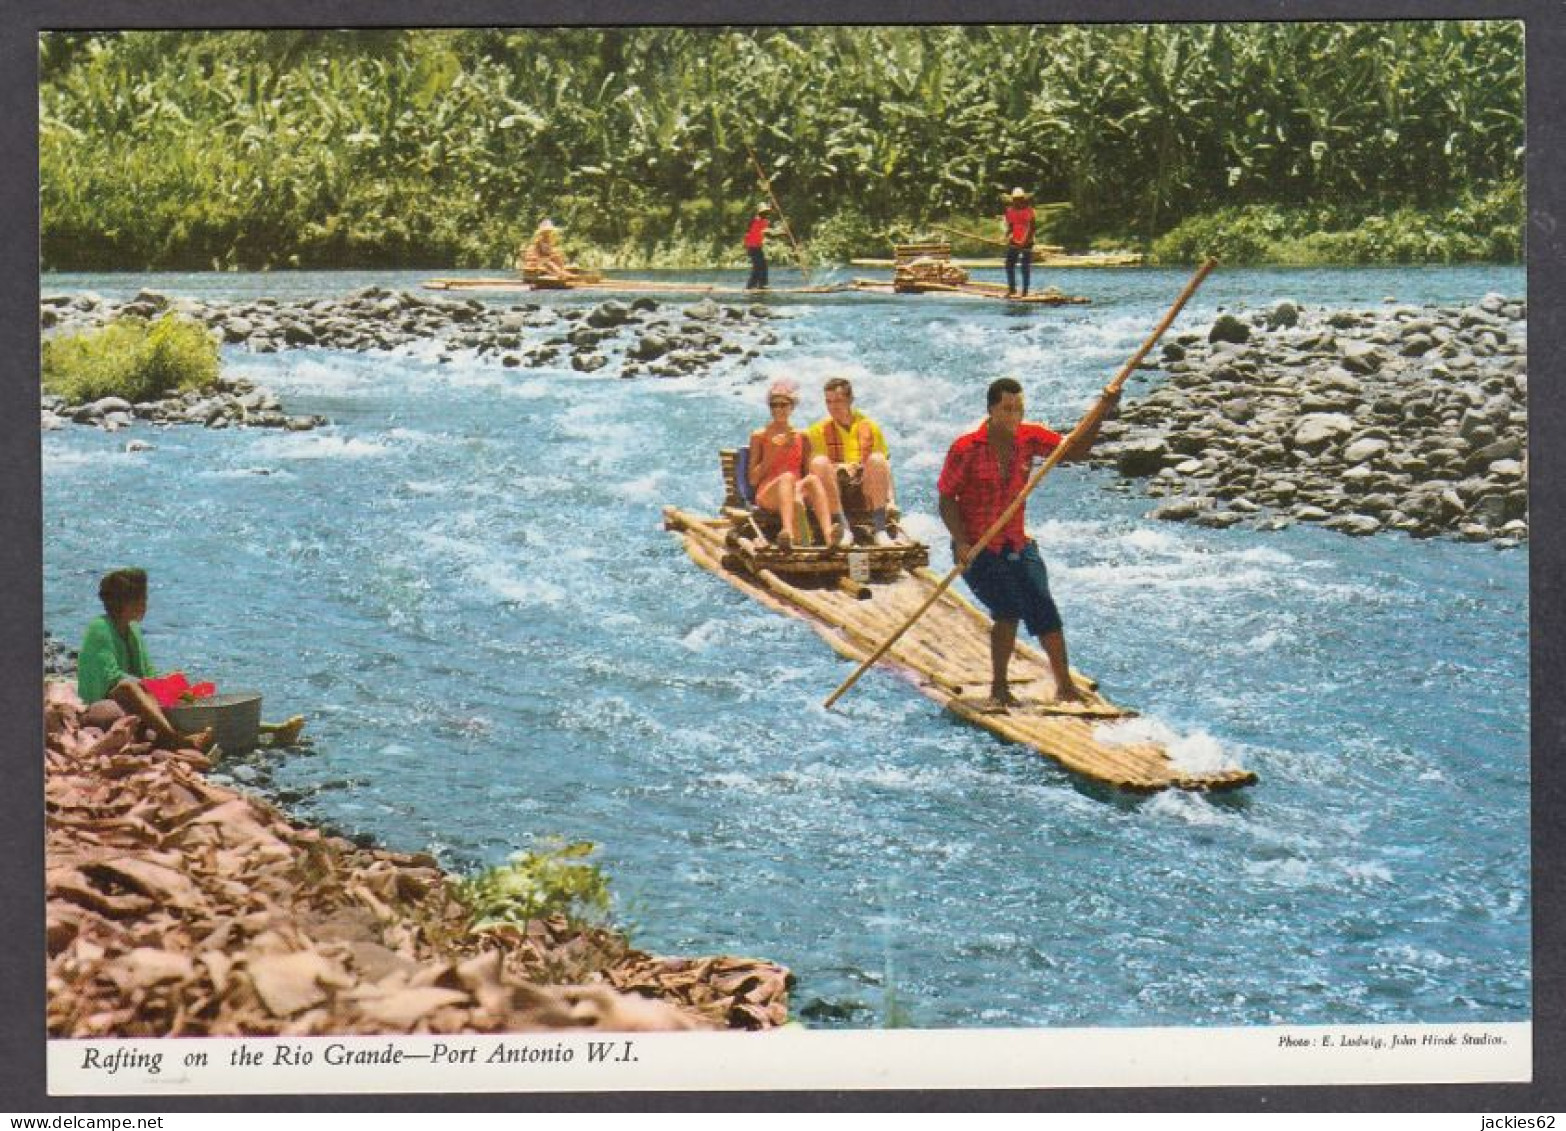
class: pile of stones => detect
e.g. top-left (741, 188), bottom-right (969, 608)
top-left (41, 287), bottom-right (785, 382)
top-left (1091, 293), bottom-right (1527, 547)
top-left (40, 372), bottom-right (325, 436)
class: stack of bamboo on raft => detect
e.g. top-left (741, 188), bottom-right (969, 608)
top-left (891, 242), bottom-right (970, 291)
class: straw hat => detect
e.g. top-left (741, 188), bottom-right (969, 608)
top-left (537, 218), bottom-right (557, 232)
top-left (766, 379), bottom-right (799, 404)
top-left (1009, 187), bottom-right (1028, 200)
top-left (757, 202), bottom-right (773, 213)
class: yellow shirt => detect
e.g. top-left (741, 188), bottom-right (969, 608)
top-left (806, 410), bottom-right (888, 465)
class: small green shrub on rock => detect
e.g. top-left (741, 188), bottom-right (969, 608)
top-left (457, 840), bottom-right (613, 931)
top-left (43, 313), bottom-right (219, 405)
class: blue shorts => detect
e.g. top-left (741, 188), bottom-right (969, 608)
top-left (961, 539), bottom-right (1063, 638)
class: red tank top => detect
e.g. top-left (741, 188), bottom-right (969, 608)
top-left (758, 430), bottom-right (803, 485)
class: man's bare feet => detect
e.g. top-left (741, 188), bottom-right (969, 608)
top-left (180, 726), bottom-right (215, 753)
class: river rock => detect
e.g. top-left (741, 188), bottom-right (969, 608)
top-left (567, 327), bottom-right (611, 348)
top-left (1342, 437), bottom-right (1390, 464)
top-left (629, 333), bottom-right (671, 361)
top-left (1267, 300), bottom-right (1300, 329)
top-left (1292, 413), bottom-right (1355, 452)
top-left (1338, 339), bottom-right (1386, 374)
top-left (1324, 514), bottom-right (1383, 536)
top-left (281, 321), bottom-right (318, 346)
top-left (88, 397), bottom-right (134, 417)
top-left (586, 301), bottom-right (632, 328)
top-left (1112, 437), bottom-right (1168, 477)
top-left (1151, 497), bottom-right (1212, 521)
top-left (1208, 313), bottom-right (1251, 345)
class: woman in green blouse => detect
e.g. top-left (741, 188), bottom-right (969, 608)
top-left (77, 568), bottom-right (213, 751)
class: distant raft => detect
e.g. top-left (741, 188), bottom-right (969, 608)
top-left (421, 276), bottom-right (852, 297)
top-left (663, 491), bottom-right (1257, 794)
top-left (850, 250), bottom-right (1144, 269)
top-left (847, 278), bottom-right (1090, 305)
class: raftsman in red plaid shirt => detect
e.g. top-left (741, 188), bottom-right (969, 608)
top-left (936, 419), bottom-right (1063, 553)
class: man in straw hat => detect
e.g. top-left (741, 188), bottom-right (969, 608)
top-left (1002, 187), bottom-right (1036, 298)
top-left (937, 376), bottom-right (1119, 710)
top-left (518, 218), bottom-right (572, 285)
top-left (743, 201), bottom-right (775, 291)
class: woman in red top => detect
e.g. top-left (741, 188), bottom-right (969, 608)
top-left (748, 379), bottom-right (834, 551)
top-left (1002, 187), bottom-right (1035, 298)
top-left (744, 202), bottom-right (773, 291)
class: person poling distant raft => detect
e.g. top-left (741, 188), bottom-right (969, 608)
top-left (1003, 187), bottom-right (1036, 298)
top-left (743, 203), bottom-right (777, 291)
top-left (77, 568), bottom-right (306, 752)
top-left (823, 257), bottom-right (1220, 712)
top-left (744, 141), bottom-right (812, 289)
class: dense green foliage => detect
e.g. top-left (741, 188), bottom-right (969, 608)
top-left (40, 24), bottom-right (1523, 269)
top-left (1152, 181), bottom-right (1524, 264)
top-left (42, 314), bottom-right (220, 403)
top-left (456, 841), bottom-right (613, 931)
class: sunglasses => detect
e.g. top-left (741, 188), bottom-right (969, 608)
top-left (769, 399), bottom-right (793, 407)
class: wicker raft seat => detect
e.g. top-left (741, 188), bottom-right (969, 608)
top-left (717, 448), bottom-right (928, 581)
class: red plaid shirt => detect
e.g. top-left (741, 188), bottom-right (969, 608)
top-left (937, 420), bottom-right (1063, 552)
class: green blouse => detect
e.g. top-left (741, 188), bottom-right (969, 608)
top-left (77, 615), bottom-right (154, 703)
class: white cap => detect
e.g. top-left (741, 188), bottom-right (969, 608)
top-left (1009, 187), bottom-right (1027, 199)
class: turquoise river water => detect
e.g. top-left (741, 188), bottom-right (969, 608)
top-left (42, 264), bottom-right (1529, 1030)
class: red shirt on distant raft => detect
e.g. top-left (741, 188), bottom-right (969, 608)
top-left (744, 216), bottom-right (771, 249)
top-left (1004, 204), bottom-right (1035, 249)
top-left (936, 419), bottom-right (1062, 552)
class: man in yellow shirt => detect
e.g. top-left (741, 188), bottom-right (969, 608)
top-left (806, 377), bottom-right (899, 547)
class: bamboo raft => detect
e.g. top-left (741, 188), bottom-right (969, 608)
top-left (425, 276), bottom-right (722, 295)
top-left (422, 276), bottom-right (852, 297)
top-left (662, 505), bottom-right (1258, 794)
top-left (848, 278), bottom-right (1090, 305)
top-left (851, 251), bottom-right (1144, 269)
top-left (852, 242), bottom-right (1091, 305)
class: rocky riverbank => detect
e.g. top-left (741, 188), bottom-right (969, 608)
top-left (1092, 293), bottom-right (1527, 546)
top-left (45, 679), bottom-right (791, 1036)
top-left (42, 286), bottom-right (784, 407)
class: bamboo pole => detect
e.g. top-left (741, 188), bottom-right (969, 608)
top-left (744, 141), bottom-right (811, 285)
top-left (823, 257), bottom-right (1218, 710)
